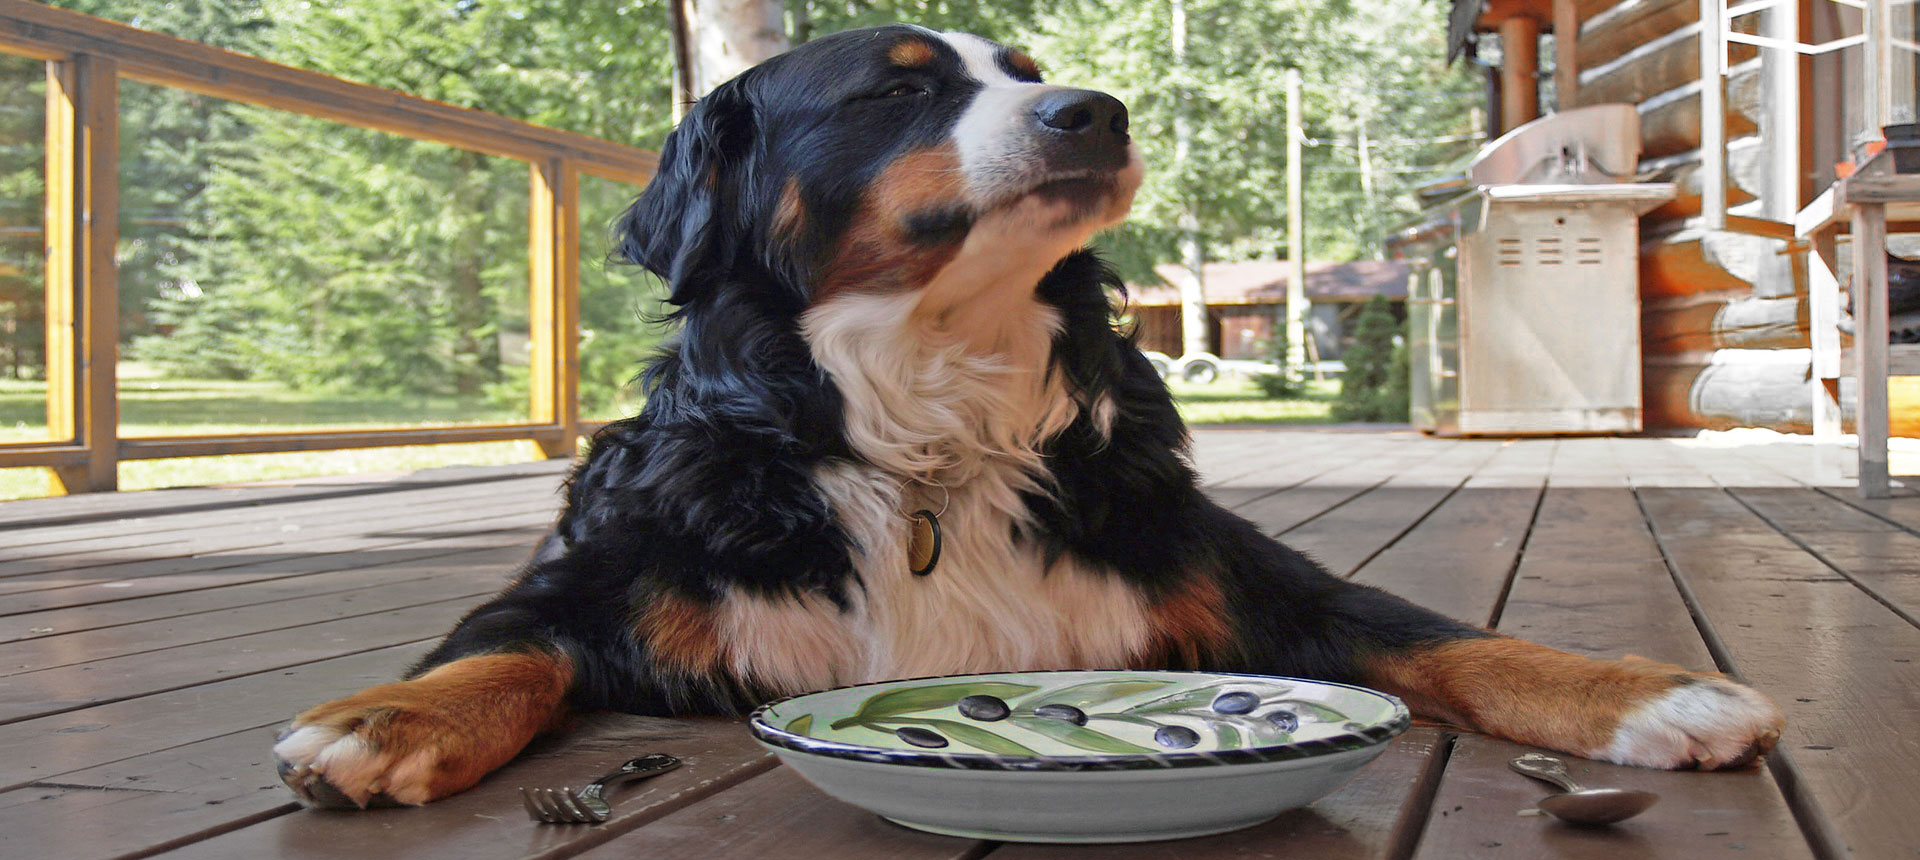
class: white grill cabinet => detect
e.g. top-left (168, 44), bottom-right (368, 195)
top-left (1399, 105), bottom-right (1673, 436)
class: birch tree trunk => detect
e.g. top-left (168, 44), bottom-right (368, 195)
top-left (668, 0), bottom-right (789, 119)
top-left (696, 0), bottom-right (789, 94)
top-left (1170, 0), bottom-right (1210, 359)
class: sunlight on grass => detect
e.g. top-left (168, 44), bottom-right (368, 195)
top-left (0, 371), bottom-right (1339, 502)
top-left (1169, 378), bottom-right (1339, 426)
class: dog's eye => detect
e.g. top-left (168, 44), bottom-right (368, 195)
top-left (880, 84), bottom-right (921, 98)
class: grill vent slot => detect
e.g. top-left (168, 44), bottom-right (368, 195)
top-left (1575, 236), bottom-right (1604, 266)
top-left (1496, 238), bottom-right (1524, 267)
top-left (1535, 237), bottom-right (1564, 266)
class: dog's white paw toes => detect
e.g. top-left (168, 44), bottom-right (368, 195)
top-left (273, 716), bottom-right (442, 808)
top-left (1594, 675), bottom-right (1784, 770)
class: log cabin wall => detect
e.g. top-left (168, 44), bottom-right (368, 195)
top-left (1567, 0), bottom-right (1830, 431)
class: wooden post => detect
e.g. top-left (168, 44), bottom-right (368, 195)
top-left (1851, 203), bottom-right (1890, 498)
top-left (1285, 68), bottom-right (1307, 377)
top-left (1699, 0), bottom-right (1727, 230)
top-left (529, 158), bottom-right (580, 460)
top-left (43, 54), bottom-right (118, 494)
top-left (1498, 16), bottom-right (1539, 132)
top-left (1552, 0), bottom-right (1578, 109)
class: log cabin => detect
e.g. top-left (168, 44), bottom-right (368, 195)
top-left (1439, 0), bottom-right (1920, 437)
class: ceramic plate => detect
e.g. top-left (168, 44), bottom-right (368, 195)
top-left (749, 670), bottom-right (1409, 842)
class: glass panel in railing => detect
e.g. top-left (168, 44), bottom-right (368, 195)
top-left (116, 82), bottom-right (535, 438)
top-left (577, 172), bottom-right (668, 424)
top-left (0, 54), bottom-right (47, 446)
top-left (0, 54), bottom-right (50, 502)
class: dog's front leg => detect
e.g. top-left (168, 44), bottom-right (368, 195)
top-left (272, 648), bottom-right (572, 808)
top-left (1359, 635), bottom-right (1784, 770)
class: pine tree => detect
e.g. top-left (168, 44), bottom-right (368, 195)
top-left (1333, 296), bottom-right (1406, 422)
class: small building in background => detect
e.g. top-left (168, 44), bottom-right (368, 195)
top-left (1126, 260), bottom-right (1409, 361)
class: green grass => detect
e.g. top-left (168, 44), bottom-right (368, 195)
top-left (0, 369), bottom-right (1341, 502)
top-left (0, 365), bottom-right (577, 501)
top-left (1168, 377), bottom-right (1340, 426)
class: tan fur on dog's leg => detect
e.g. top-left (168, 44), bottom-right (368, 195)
top-left (273, 652), bottom-right (572, 807)
top-left (1365, 638), bottom-right (1783, 770)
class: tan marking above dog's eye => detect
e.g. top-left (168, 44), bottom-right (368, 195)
top-left (1003, 49), bottom-right (1043, 82)
top-left (889, 39), bottom-right (937, 68)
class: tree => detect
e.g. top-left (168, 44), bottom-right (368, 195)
top-left (21, 0), bottom-right (1470, 418)
top-left (1332, 296), bottom-right (1407, 422)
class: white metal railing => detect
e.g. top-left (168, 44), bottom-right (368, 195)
top-left (1699, 0), bottom-right (1920, 229)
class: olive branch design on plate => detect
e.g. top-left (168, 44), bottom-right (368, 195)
top-left (801, 677), bottom-right (1356, 754)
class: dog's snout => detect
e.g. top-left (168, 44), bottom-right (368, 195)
top-left (1033, 89), bottom-right (1129, 139)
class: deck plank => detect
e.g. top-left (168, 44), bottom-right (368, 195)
top-left (0, 580), bottom-right (490, 723)
top-left (0, 528), bottom-right (537, 643)
top-left (0, 510), bottom-right (549, 612)
top-left (1280, 440), bottom-right (1504, 576)
top-left (1233, 437), bottom-right (1462, 535)
top-left (576, 766), bottom-right (985, 860)
top-left (160, 716), bottom-right (775, 860)
top-left (0, 477), bottom-right (558, 583)
top-left (0, 431), bottom-right (1903, 858)
top-left (0, 459), bottom-right (571, 531)
top-left (1412, 488), bottom-right (1815, 860)
top-left (0, 642), bottom-right (430, 792)
top-left (987, 728), bottom-right (1449, 860)
top-left (0, 471), bottom-right (560, 560)
top-left (1728, 487), bottom-right (1920, 626)
top-left (1639, 488), bottom-right (1920, 859)
top-left (1204, 432), bottom-right (1403, 510)
top-left (1, 551), bottom-right (513, 674)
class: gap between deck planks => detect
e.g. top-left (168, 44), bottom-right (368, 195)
top-left (0, 471), bottom-right (565, 583)
top-left (1640, 488), bottom-right (1920, 859)
top-left (0, 432), bottom-right (1903, 859)
top-left (1412, 488), bottom-right (1813, 860)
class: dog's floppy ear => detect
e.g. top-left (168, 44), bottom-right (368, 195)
top-left (616, 78), bottom-right (756, 306)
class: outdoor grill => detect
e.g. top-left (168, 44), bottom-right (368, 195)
top-left (1392, 104), bottom-right (1674, 436)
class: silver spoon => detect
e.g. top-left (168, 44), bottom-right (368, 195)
top-left (1509, 753), bottom-right (1659, 826)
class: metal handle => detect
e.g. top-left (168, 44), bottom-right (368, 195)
top-left (587, 754), bottom-right (682, 793)
top-left (1509, 753), bottom-right (1585, 793)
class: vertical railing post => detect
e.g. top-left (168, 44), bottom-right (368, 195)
top-left (43, 53), bottom-right (119, 493)
top-left (1700, 0), bottom-right (1727, 230)
top-left (528, 157), bottom-right (580, 459)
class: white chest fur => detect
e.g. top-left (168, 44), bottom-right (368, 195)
top-left (710, 290), bottom-right (1147, 694)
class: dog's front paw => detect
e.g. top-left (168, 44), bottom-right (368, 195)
top-left (273, 694), bottom-right (470, 809)
top-left (272, 653), bottom-right (571, 809)
top-left (1595, 673), bottom-right (1784, 770)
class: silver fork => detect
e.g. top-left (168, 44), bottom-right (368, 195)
top-left (519, 753), bottom-right (682, 824)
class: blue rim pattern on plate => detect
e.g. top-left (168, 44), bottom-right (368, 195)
top-left (748, 670), bottom-right (1411, 772)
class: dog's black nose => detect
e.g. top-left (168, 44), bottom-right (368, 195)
top-left (1033, 89), bottom-right (1129, 139)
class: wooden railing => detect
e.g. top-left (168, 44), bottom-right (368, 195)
top-left (0, 0), bottom-right (658, 493)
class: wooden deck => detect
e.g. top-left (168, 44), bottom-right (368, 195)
top-left (1, 429), bottom-right (1915, 859)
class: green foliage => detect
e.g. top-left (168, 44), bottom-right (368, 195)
top-left (1250, 323), bottom-right (1302, 398)
top-left (10, 0), bottom-right (1471, 418)
top-left (1332, 296), bottom-right (1407, 422)
top-left (0, 54), bottom-right (44, 384)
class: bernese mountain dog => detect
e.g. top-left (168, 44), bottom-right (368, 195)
top-left (272, 25), bottom-right (1784, 809)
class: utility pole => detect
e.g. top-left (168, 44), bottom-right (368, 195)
top-left (1285, 68), bottom-right (1307, 377)
top-left (1171, 0), bottom-right (1210, 360)
top-left (1356, 99), bottom-right (1375, 260)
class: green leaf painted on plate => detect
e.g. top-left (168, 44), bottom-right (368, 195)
top-left (1120, 688), bottom-right (1219, 715)
top-left (911, 719), bottom-right (1041, 756)
top-left (785, 714), bottom-right (813, 737)
top-left (1212, 721), bottom-right (1242, 748)
top-left (1016, 679), bottom-right (1173, 710)
top-left (829, 681), bottom-right (1039, 730)
top-left (1122, 682), bottom-right (1302, 717)
top-left (1088, 713), bottom-right (1163, 731)
top-left (1272, 699), bottom-right (1350, 722)
top-left (1010, 715), bottom-right (1157, 754)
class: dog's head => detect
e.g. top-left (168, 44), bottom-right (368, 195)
top-left (618, 25), bottom-right (1142, 311)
